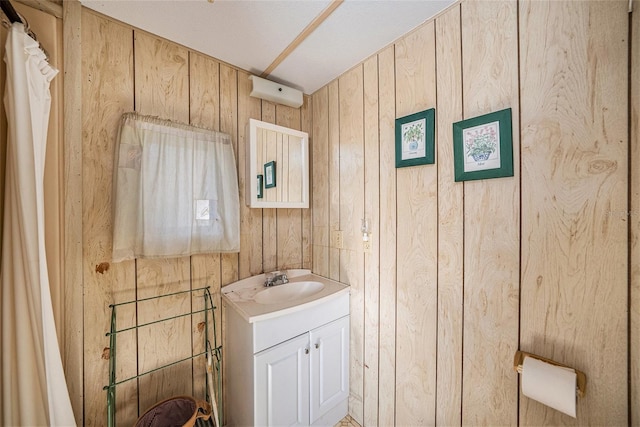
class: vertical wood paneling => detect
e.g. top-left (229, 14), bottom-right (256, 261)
top-left (134, 30), bottom-right (193, 411)
top-left (301, 96), bottom-right (313, 270)
top-left (189, 51), bottom-right (223, 400)
top-left (134, 32), bottom-right (189, 119)
top-left (238, 70), bottom-right (263, 279)
top-left (461, 1), bottom-right (520, 424)
top-left (82, 11), bottom-right (136, 426)
top-left (281, 134), bottom-right (289, 200)
top-left (632, 2), bottom-right (640, 424)
top-left (312, 87), bottom-right (330, 277)
top-left (435, 5), bottom-right (464, 426)
top-left (276, 132), bottom-right (284, 202)
top-left (377, 44), bottom-right (397, 427)
top-left (52, 15), bottom-right (65, 346)
top-left (0, 25), bottom-right (6, 425)
top-left (191, 255), bottom-right (221, 398)
top-left (519, 1), bottom-right (628, 424)
top-left (136, 260), bottom-right (192, 411)
top-left (216, 68), bottom-right (259, 426)
top-left (261, 102), bottom-right (278, 272)
top-left (328, 81), bottom-right (341, 282)
top-left (190, 52), bottom-right (220, 130)
top-left (264, 130), bottom-right (277, 204)
top-left (394, 22), bottom-right (438, 426)
top-left (0, 20), bottom-right (6, 254)
top-left (63, 2), bottom-right (84, 423)
top-left (76, 10), bottom-right (309, 424)
top-left (362, 55), bottom-right (380, 427)
top-left (69, 3), bottom-right (634, 425)
top-left (220, 64), bottom-right (239, 286)
top-left (339, 66), bottom-right (365, 424)
top-left (276, 105), bottom-right (303, 270)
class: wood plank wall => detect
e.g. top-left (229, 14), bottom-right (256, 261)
top-left (462, 1), bottom-right (520, 424)
top-left (62, 2), bottom-right (84, 423)
top-left (0, 1), bottom-right (637, 425)
top-left (395, 22), bottom-right (438, 426)
top-left (434, 8), bottom-right (463, 426)
top-left (78, 8), bottom-right (310, 425)
top-left (631, 0), bottom-right (639, 424)
top-left (0, 18), bottom-right (5, 258)
top-left (311, 0), bottom-right (632, 425)
top-left (519, 1), bottom-right (628, 424)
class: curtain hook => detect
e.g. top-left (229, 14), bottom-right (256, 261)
top-left (15, 12), bottom-right (50, 62)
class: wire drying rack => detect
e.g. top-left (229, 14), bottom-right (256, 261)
top-left (103, 286), bottom-right (222, 427)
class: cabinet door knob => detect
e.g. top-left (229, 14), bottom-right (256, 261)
top-left (305, 348), bottom-right (309, 354)
top-left (315, 343), bottom-right (320, 349)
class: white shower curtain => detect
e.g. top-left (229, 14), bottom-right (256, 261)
top-left (0, 23), bottom-right (75, 426)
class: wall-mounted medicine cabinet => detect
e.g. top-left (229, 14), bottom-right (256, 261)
top-left (246, 118), bottom-right (309, 208)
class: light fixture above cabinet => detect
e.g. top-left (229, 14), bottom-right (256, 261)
top-left (249, 75), bottom-right (303, 108)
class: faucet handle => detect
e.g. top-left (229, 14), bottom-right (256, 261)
top-left (264, 270), bottom-right (288, 286)
top-left (264, 273), bottom-right (275, 286)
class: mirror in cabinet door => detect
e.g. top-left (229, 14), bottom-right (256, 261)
top-left (246, 118), bottom-right (309, 208)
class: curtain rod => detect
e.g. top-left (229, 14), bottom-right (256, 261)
top-left (1, 0), bottom-right (22, 24)
top-left (0, 0), bottom-right (49, 60)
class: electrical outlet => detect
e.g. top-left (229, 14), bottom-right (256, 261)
top-left (363, 241), bottom-right (372, 253)
top-left (333, 230), bottom-right (344, 249)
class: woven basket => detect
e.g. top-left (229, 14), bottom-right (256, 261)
top-left (134, 395), bottom-right (211, 427)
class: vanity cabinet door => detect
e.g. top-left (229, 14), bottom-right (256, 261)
top-left (254, 333), bottom-right (310, 427)
top-left (309, 315), bottom-right (350, 424)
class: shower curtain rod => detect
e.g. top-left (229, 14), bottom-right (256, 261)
top-left (0, 0), bottom-right (46, 59)
top-left (0, 0), bottom-right (22, 24)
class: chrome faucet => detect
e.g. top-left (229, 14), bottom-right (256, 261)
top-left (264, 271), bottom-right (289, 287)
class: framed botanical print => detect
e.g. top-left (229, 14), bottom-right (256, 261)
top-left (257, 174), bottom-right (264, 198)
top-left (395, 108), bottom-right (435, 168)
top-left (452, 108), bottom-right (513, 182)
top-left (264, 161), bottom-right (276, 188)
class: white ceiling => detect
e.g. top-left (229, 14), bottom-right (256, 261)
top-left (80, 0), bottom-right (457, 95)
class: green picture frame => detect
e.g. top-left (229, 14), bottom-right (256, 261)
top-left (452, 108), bottom-right (513, 182)
top-left (257, 174), bottom-right (264, 198)
top-left (395, 108), bottom-right (435, 168)
top-left (264, 161), bottom-right (276, 188)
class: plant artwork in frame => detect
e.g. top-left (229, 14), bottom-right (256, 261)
top-left (264, 161), bottom-right (276, 188)
top-left (453, 108), bottom-right (513, 182)
top-left (395, 108), bottom-right (435, 168)
top-left (257, 174), bottom-right (264, 198)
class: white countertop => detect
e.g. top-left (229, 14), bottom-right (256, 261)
top-left (221, 269), bottom-right (349, 323)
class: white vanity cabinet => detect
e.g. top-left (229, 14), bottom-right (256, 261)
top-left (254, 333), bottom-right (310, 426)
top-left (254, 316), bottom-right (350, 427)
top-left (222, 271), bottom-right (349, 427)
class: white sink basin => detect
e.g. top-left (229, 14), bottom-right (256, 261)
top-left (254, 281), bottom-right (325, 305)
top-left (222, 269), bottom-right (349, 323)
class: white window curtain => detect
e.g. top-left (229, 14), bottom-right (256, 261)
top-left (112, 113), bottom-right (240, 262)
top-left (0, 23), bottom-right (76, 426)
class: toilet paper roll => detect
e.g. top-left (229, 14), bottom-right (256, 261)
top-left (521, 356), bottom-right (577, 418)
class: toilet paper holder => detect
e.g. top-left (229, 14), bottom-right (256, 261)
top-left (513, 350), bottom-right (587, 397)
